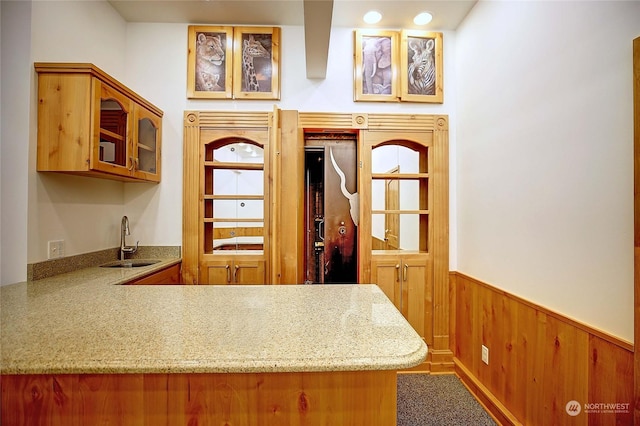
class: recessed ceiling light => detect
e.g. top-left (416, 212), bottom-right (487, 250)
top-left (363, 10), bottom-right (382, 24)
top-left (414, 12), bottom-right (433, 26)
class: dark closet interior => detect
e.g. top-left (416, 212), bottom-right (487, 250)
top-left (304, 133), bottom-right (358, 284)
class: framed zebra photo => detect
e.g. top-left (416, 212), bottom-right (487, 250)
top-left (233, 27), bottom-right (281, 100)
top-left (354, 29), bottom-right (400, 102)
top-left (187, 26), bottom-right (234, 99)
top-left (400, 30), bottom-right (443, 103)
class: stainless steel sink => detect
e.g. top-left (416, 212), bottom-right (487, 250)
top-left (100, 259), bottom-right (161, 268)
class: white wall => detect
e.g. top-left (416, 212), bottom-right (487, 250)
top-left (1, 1), bottom-right (32, 285)
top-left (456, 1), bottom-right (638, 342)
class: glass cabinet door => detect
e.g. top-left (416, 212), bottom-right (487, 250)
top-left (137, 118), bottom-right (157, 173)
top-left (133, 105), bottom-right (161, 181)
top-left (94, 81), bottom-right (132, 174)
top-left (204, 139), bottom-right (265, 253)
top-left (371, 141), bottom-right (429, 253)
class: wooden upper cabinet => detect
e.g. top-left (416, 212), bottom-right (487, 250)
top-left (35, 63), bottom-right (163, 182)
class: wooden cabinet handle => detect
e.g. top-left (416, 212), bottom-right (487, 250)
top-left (234, 264), bottom-right (240, 282)
top-left (225, 264), bottom-right (230, 283)
top-left (395, 264), bottom-right (400, 282)
top-left (403, 264), bottom-right (408, 282)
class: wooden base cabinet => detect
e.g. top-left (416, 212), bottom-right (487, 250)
top-left (371, 254), bottom-right (432, 344)
top-left (201, 257), bottom-right (265, 285)
top-left (126, 263), bottom-right (182, 285)
top-left (35, 63), bottom-right (162, 183)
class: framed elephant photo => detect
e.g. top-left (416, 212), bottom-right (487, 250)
top-left (400, 30), bottom-right (443, 103)
top-left (187, 26), bottom-right (234, 99)
top-left (354, 29), bottom-right (400, 102)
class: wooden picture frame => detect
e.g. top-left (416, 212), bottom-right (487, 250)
top-left (400, 30), bottom-right (443, 103)
top-left (187, 26), bottom-right (233, 99)
top-left (354, 29), bottom-right (399, 102)
top-left (233, 27), bottom-right (281, 100)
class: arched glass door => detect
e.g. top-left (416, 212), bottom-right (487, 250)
top-left (204, 138), bottom-right (265, 253)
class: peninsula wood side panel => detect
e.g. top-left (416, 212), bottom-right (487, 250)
top-left (451, 272), bottom-right (633, 425)
top-left (1, 370), bottom-right (396, 425)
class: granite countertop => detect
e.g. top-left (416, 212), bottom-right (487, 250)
top-left (1, 269), bottom-right (427, 375)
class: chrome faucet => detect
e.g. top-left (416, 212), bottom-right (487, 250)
top-left (120, 215), bottom-right (139, 260)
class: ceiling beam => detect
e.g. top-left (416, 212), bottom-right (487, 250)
top-left (303, 0), bottom-right (334, 79)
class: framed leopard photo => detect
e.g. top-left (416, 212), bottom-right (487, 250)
top-left (400, 30), bottom-right (443, 103)
top-left (187, 26), bottom-right (233, 99)
top-left (233, 27), bottom-right (281, 100)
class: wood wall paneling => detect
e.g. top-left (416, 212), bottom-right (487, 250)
top-left (452, 272), bottom-right (633, 425)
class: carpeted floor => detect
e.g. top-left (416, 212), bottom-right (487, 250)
top-left (397, 374), bottom-right (497, 426)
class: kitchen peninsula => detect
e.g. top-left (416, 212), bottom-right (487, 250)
top-left (1, 273), bottom-right (427, 425)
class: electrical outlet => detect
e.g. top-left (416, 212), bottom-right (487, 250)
top-left (47, 240), bottom-right (65, 259)
top-left (481, 345), bottom-right (489, 365)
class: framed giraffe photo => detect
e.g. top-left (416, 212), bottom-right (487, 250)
top-left (400, 30), bottom-right (443, 103)
top-left (233, 27), bottom-right (281, 100)
top-left (187, 26), bottom-right (234, 99)
top-left (354, 29), bottom-right (400, 102)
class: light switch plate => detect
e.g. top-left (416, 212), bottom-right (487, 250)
top-left (481, 345), bottom-right (489, 365)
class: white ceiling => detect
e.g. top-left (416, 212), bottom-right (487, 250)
top-left (108, 0), bottom-right (477, 77)
top-left (108, 0), bottom-right (476, 29)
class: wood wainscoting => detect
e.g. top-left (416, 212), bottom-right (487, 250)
top-left (450, 272), bottom-right (633, 425)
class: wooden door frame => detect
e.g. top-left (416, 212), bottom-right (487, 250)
top-left (633, 36), bottom-right (639, 424)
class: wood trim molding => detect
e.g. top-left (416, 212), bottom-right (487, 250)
top-left (633, 35), bottom-right (640, 425)
top-left (182, 112), bottom-right (200, 284)
top-left (34, 62), bottom-right (162, 116)
top-left (455, 358), bottom-right (522, 426)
